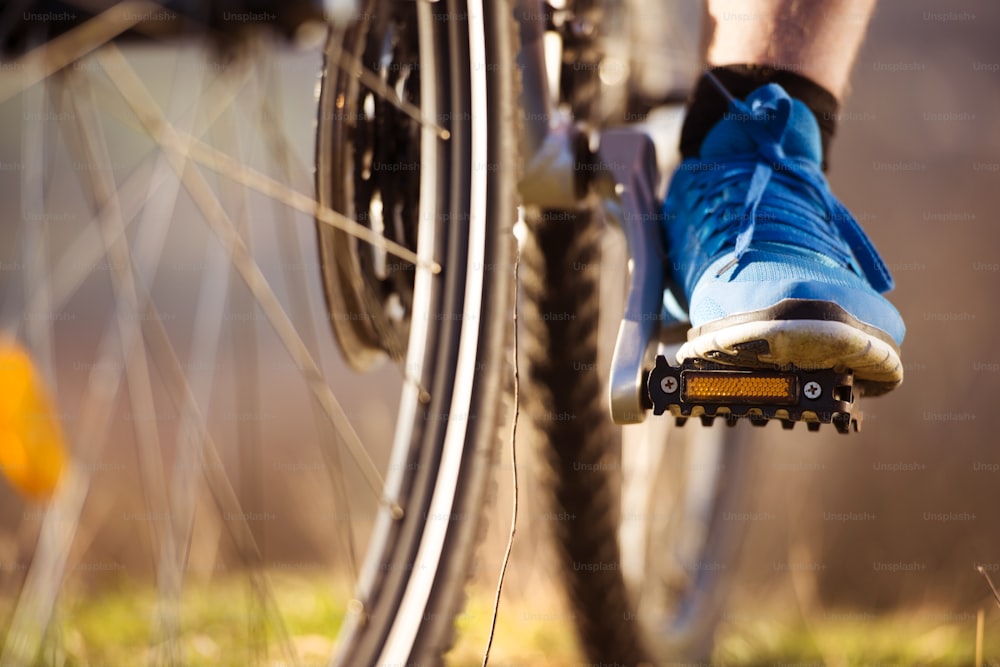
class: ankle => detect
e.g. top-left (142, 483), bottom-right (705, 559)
top-left (680, 65), bottom-right (840, 169)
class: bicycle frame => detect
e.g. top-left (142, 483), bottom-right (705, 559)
top-left (515, 0), bottom-right (586, 210)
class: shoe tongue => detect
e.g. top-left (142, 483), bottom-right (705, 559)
top-left (700, 83), bottom-right (824, 166)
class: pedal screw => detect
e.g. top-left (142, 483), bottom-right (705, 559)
top-left (661, 376), bottom-right (678, 394)
top-left (803, 381), bottom-right (822, 400)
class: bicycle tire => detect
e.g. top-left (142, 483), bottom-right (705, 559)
top-left (522, 2), bottom-right (757, 656)
top-left (521, 206), bottom-right (653, 664)
top-left (314, 0), bottom-right (519, 663)
top-left (522, 205), bottom-right (758, 663)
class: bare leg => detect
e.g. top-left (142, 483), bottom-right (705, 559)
top-left (705, 0), bottom-right (877, 99)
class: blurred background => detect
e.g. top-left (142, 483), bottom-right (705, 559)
top-left (0, 0), bottom-right (998, 664)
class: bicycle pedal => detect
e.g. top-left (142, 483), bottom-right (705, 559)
top-left (646, 356), bottom-right (861, 434)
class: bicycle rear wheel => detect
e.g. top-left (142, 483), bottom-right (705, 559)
top-left (315, 0), bottom-right (519, 662)
top-left (0, 0), bottom-right (517, 664)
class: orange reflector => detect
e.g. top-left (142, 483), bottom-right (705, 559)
top-left (0, 339), bottom-right (67, 500)
top-left (682, 372), bottom-right (797, 404)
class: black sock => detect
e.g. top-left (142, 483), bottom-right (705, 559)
top-left (679, 65), bottom-right (840, 170)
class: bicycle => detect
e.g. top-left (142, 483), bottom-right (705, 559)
top-left (0, 1), bottom-right (867, 664)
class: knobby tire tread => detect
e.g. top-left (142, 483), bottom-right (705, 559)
top-left (521, 208), bottom-right (653, 665)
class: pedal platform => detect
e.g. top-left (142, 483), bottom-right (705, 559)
top-left (646, 356), bottom-right (861, 433)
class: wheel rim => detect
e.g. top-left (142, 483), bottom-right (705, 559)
top-left (316, 0), bottom-right (505, 662)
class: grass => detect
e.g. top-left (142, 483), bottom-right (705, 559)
top-left (4, 574), bottom-right (1000, 666)
top-left (14, 572), bottom-right (350, 666)
top-left (715, 610), bottom-right (1000, 666)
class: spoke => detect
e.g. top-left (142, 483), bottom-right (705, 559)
top-left (2, 279), bottom-right (156, 664)
top-left (245, 44), bottom-right (431, 400)
top-left (4, 196), bottom-right (157, 667)
top-left (17, 56), bottom-right (257, 335)
top-left (81, 54), bottom-right (440, 274)
top-left (68, 54), bottom-right (166, 524)
top-left (0, 0), bottom-right (168, 105)
top-left (1, 46), bottom-right (315, 667)
top-left (252, 51), bottom-right (361, 579)
top-left (187, 127), bottom-right (438, 274)
top-left (324, 28), bottom-right (451, 141)
top-left (19, 42), bottom-right (55, 385)
top-left (121, 52), bottom-right (303, 666)
top-left (47, 239), bottom-right (306, 666)
top-left (2, 35), bottom-right (388, 664)
top-left (210, 78), bottom-right (271, 661)
top-left (3, 30), bottom-right (445, 663)
top-left (96, 44), bottom-right (397, 512)
top-left (132, 283), bottom-right (303, 667)
top-left (243, 52), bottom-right (313, 192)
top-left (61, 67), bottom-right (184, 662)
top-left (2, 78), bottom-right (147, 665)
top-left (52, 85), bottom-right (302, 658)
top-left (1, 52), bottom-right (78, 666)
top-left (1, 468), bottom-right (90, 665)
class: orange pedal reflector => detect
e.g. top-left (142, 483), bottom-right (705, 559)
top-left (682, 372), bottom-right (797, 404)
top-left (0, 339), bottom-right (68, 501)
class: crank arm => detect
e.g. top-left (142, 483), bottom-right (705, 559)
top-left (594, 128), bottom-right (676, 425)
top-left (646, 356), bottom-right (862, 434)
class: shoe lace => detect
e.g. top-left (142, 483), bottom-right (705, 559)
top-left (703, 91), bottom-right (894, 293)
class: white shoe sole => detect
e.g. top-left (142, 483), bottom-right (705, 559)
top-left (678, 318), bottom-right (903, 395)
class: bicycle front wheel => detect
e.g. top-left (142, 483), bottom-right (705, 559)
top-left (523, 209), bottom-right (758, 664)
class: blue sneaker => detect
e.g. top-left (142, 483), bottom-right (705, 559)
top-left (663, 83), bottom-right (904, 395)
